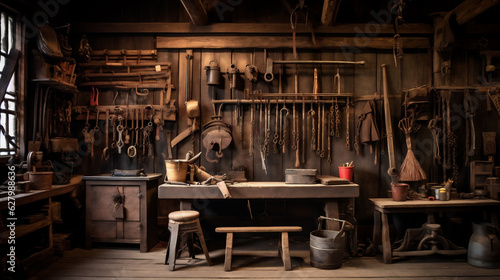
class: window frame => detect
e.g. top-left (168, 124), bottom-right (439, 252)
top-left (0, 4), bottom-right (24, 159)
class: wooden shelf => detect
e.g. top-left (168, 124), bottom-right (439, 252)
top-left (31, 78), bottom-right (78, 94)
top-left (1, 218), bottom-right (51, 239)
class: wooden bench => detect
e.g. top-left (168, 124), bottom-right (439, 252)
top-left (215, 226), bottom-right (302, 271)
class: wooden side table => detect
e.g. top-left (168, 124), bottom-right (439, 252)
top-left (369, 198), bottom-right (500, 264)
top-left (83, 174), bottom-right (161, 252)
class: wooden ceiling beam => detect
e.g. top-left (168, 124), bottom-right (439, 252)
top-left (451, 0), bottom-right (500, 25)
top-left (321, 0), bottom-right (342, 26)
top-left (156, 35), bottom-right (429, 49)
top-left (180, 0), bottom-right (209, 26)
top-left (72, 22), bottom-right (433, 35)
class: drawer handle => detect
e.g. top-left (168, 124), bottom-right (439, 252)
top-left (137, 193), bottom-right (143, 198)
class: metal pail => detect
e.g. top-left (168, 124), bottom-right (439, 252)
top-left (310, 216), bottom-right (351, 269)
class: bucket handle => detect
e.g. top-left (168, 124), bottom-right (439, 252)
top-left (317, 216), bottom-right (353, 236)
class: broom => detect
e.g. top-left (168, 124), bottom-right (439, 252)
top-left (398, 116), bottom-right (427, 181)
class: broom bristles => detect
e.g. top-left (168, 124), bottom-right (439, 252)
top-left (398, 149), bottom-right (427, 181)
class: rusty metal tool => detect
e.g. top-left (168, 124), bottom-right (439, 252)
top-left (128, 108), bottom-right (137, 158)
top-left (346, 97), bottom-right (351, 150)
top-left (249, 98), bottom-right (255, 156)
top-left (273, 99), bottom-right (279, 154)
top-left (103, 109), bottom-right (110, 160)
top-left (316, 100), bottom-right (321, 156)
top-left (308, 102), bottom-right (316, 150)
top-left (302, 95), bottom-right (306, 163)
top-left (280, 103), bottom-right (289, 153)
top-left (321, 103), bottom-right (325, 158)
top-left (381, 64), bottom-right (398, 182)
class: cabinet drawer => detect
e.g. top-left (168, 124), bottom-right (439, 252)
top-left (90, 221), bottom-right (141, 240)
top-left (90, 186), bottom-right (140, 221)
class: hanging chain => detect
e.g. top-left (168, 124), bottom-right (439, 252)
top-left (345, 97), bottom-right (351, 150)
top-left (335, 98), bottom-right (340, 137)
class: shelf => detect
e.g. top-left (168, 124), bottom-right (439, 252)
top-left (1, 218), bottom-right (51, 239)
top-left (31, 78), bottom-right (78, 94)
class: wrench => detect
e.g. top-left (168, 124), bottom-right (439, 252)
top-left (116, 124), bottom-right (124, 154)
top-left (103, 109), bottom-right (110, 160)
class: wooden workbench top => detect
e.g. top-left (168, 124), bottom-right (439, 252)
top-left (370, 197), bottom-right (500, 209)
top-left (158, 181), bottom-right (359, 199)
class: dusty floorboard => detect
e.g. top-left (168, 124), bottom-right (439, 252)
top-left (33, 238), bottom-right (500, 279)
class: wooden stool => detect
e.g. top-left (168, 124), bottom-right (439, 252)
top-left (165, 210), bottom-right (212, 271)
top-left (215, 226), bottom-right (302, 271)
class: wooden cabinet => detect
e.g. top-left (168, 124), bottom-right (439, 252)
top-left (82, 174), bottom-right (161, 252)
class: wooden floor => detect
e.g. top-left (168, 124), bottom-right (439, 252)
top-left (34, 238), bottom-right (500, 279)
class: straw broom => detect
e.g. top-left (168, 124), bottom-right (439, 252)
top-left (398, 117), bottom-right (427, 181)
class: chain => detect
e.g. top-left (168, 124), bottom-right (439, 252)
top-left (345, 98), bottom-right (350, 150)
top-left (249, 101), bottom-right (255, 156)
top-left (310, 103), bottom-right (316, 151)
top-left (335, 99), bottom-right (340, 137)
top-left (448, 131), bottom-right (459, 180)
top-left (354, 114), bottom-right (363, 155)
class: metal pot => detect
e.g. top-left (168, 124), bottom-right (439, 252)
top-left (164, 152), bottom-right (202, 182)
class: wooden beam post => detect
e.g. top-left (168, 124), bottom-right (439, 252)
top-left (321, 0), bottom-right (342, 26)
top-left (451, 0), bottom-right (500, 25)
top-left (180, 0), bottom-right (209, 26)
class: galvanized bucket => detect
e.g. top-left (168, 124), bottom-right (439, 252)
top-left (310, 216), bottom-right (351, 269)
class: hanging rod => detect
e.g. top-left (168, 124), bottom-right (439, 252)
top-left (212, 99), bottom-right (346, 105)
top-left (264, 58), bottom-right (366, 82)
top-left (249, 92), bottom-right (354, 98)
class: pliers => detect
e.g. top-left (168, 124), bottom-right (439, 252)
top-left (90, 87), bottom-right (99, 106)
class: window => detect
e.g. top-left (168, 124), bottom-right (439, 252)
top-left (0, 8), bottom-right (20, 156)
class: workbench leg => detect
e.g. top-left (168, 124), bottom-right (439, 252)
top-left (281, 232), bottom-right (292, 271)
top-left (324, 199), bottom-right (340, 231)
top-left (491, 211), bottom-right (499, 228)
top-left (381, 213), bottom-right (392, 264)
top-left (224, 233), bottom-right (233, 271)
top-left (180, 200), bottom-right (193, 210)
top-left (367, 210), bottom-right (381, 256)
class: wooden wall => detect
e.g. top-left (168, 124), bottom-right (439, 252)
top-left (42, 0), bottom-right (500, 240)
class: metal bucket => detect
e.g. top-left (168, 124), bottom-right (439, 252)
top-left (165, 160), bottom-right (189, 182)
top-left (310, 216), bottom-right (350, 269)
top-left (28, 171), bottom-right (53, 190)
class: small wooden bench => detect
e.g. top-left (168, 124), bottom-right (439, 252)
top-left (215, 226), bottom-right (302, 271)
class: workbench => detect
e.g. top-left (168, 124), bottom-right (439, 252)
top-left (370, 198), bottom-right (500, 264)
top-left (158, 181), bottom-right (359, 230)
